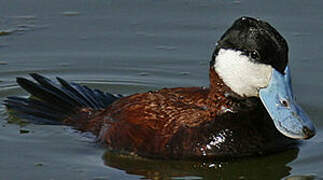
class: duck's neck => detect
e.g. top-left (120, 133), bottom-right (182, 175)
top-left (207, 67), bottom-right (235, 114)
top-left (208, 67), bottom-right (260, 115)
top-left (208, 67), bottom-right (232, 97)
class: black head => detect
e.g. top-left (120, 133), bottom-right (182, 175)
top-left (211, 16), bottom-right (288, 74)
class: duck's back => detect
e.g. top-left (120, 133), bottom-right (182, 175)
top-left (94, 87), bottom-right (214, 158)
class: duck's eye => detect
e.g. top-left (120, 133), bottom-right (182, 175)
top-left (250, 50), bottom-right (260, 60)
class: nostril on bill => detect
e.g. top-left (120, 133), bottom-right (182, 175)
top-left (280, 99), bottom-right (289, 107)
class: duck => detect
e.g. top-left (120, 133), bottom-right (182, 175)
top-left (4, 16), bottom-right (315, 159)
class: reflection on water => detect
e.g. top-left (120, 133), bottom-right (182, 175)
top-left (103, 149), bottom-right (299, 179)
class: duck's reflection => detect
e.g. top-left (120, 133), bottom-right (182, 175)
top-left (103, 148), bottom-right (299, 179)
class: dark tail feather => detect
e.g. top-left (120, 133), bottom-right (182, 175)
top-left (4, 73), bottom-right (120, 125)
top-left (4, 97), bottom-right (65, 125)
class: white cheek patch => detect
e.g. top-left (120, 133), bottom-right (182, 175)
top-left (214, 49), bottom-right (272, 97)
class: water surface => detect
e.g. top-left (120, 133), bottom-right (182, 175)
top-left (1, 0), bottom-right (323, 179)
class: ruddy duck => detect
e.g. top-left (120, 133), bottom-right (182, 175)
top-left (4, 16), bottom-right (315, 159)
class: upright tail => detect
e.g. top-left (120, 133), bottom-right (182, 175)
top-left (4, 73), bottom-right (121, 126)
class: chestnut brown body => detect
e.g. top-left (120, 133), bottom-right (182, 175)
top-left (5, 16), bottom-right (308, 160)
top-left (61, 68), bottom-right (295, 159)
